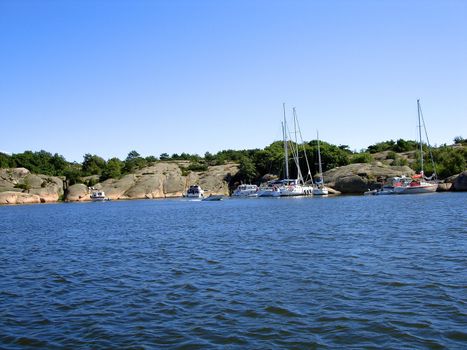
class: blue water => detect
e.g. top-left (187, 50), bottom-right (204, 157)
top-left (1, 193), bottom-right (466, 349)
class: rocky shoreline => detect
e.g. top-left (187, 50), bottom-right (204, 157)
top-left (1, 164), bottom-right (466, 205)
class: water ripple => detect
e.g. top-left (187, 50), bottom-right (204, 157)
top-left (0, 193), bottom-right (466, 348)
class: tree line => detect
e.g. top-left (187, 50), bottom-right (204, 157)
top-left (1, 137), bottom-right (465, 185)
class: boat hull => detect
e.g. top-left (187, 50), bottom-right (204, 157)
top-left (313, 187), bottom-right (329, 196)
top-left (394, 183), bottom-right (438, 194)
top-left (258, 191), bottom-right (280, 197)
top-left (280, 185), bottom-right (313, 196)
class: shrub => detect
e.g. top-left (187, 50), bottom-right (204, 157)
top-left (350, 153), bottom-right (372, 163)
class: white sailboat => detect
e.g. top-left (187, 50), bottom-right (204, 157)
top-left (394, 99), bottom-right (438, 194)
top-left (277, 105), bottom-right (313, 197)
top-left (312, 131), bottom-right (329, 195)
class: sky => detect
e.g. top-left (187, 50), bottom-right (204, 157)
top-left (1, 0), bottom-right (466, 162)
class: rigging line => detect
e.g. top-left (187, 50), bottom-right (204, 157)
top-left (293, 108), bottom-right (313, 184)
top-left (419, 103), bottom-right (437, 178)
top-left (288, 111), bottom-right (304, 182)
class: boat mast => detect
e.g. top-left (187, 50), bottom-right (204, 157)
top-left (317, 130), bottom-right (323, 182)
top-left (293, 107), bottom-right (313, 184)
top-left (283, 103), bottom-right (289, 179)
top-left (417, 99), bottom-right (424, 175)
top-left (292, 107), bottom-right (303, 182)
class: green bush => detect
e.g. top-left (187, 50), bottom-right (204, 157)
top-left (350, 152), bottom-right (372, 163)
top-left (187, 162), bottom-right (208, 172)
top-left (392, 157), bottom-right (408, 166)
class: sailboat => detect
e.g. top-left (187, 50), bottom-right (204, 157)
top-left (258, 104), bottom-right (313, 197)
top-left (312, 131), bottom-right (329, 195)
top-left (394, 99), bottom-right (438, 194)
top-left (278, 105), bottom-right (313, 196)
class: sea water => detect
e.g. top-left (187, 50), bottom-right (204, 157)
top-left (1, 193), bottom-right (466, 348)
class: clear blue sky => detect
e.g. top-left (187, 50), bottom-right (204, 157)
top-left (1, 0), bottom-right (466, 162)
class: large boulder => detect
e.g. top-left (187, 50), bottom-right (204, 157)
top-left (323, 163), bottom-right (415, 194)
top-left (437, 182), bottom-right (452, 192)
top-left (66, 184), bottom-right (91, 201)
top-left (334, 175), bottom-right (369, 194)
top-left (452, 171), bottom-right (467, 191)
top-left (0, 191), bottom-right (41, 205)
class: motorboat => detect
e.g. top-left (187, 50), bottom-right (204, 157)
top-left (364, 177), bottom-right (404, 196)
top-left (257, 180), bottom-right (282, 197)
top-left (202, 194), bottom-right (224, 201)
top-left (232, 184), bottom-right (259, 197)
top-left (185, 185), bottom-right (204, 199)
top-left (90, 190), bottom-right (109, 201)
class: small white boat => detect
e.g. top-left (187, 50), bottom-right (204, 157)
top-left (313, 184), bottom-right (329, 196)
top-left (364, 177), bottom-right (405, 196)
top-left (90, 190), bottom-right (109, 201)
top-left (257, 180), bottom-right (282, 197)
top-left (232, 184), bottom-right (259, 197)
top-left (364, 189), bottom-right (378, 196)
top-left (202, 194), bottom-right (224, 201)
top-left (185, 185), bottom-right (204, 199)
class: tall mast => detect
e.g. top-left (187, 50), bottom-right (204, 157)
top-left (283, 103), bottom-right (289, 179)
top-left (317, 130), bottom-right (323, 180)
top-left (292, 107), bottom-right (303, 182)
top-left (417, 99), bottom-right (424, 174)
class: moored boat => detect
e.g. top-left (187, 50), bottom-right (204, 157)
top-left (273, 104), bottom-right (313, 197)
top-left (202, 194), bottom-right (224, 201)
top-left (394, 100), bottom-right (438, 194)
top-left (232, 184), bottom-right (259, 197)
top-left (186, 185), bottom-right (204, 199)
top-left (257, 181), bottom-right (282, 197)
top-left (90, 190), bottom-right (109, 201)
top-left (393, 173), bottom-right (438, 194)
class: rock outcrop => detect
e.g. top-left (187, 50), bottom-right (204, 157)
top-left (70, 162), bottom-right (239, 201)
top-left (437, 182), bottom-right (452, 192)
top-left (0, 168), bottom-right (63, 203)
top-left (452, 171), bottom-right (467, 191)
top-left (66, 184), bottom-right (91, 201)
top-left (323, 163), bottom-right (415, 194)
top-left (0, 191), bottom-right (41, 205)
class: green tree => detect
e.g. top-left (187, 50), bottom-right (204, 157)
top-left (101, 157), bottom-right (123, 181)
top-left (0, 152), bottom-right (13, 168)
top-left (350, 152), bottom-right (372, 164)
top-left (63, 166), bottom-right (82, 186)
top-left (145, 155), bottom-right (157, 163)
top-left (454, 136), bottom-right (466, 145)
top-left (238, 156), bottom-right (257, 183)
top-left (82, 154), bottom-right (106, 176)
top-left (123, 150), bottom-right (147, 173)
